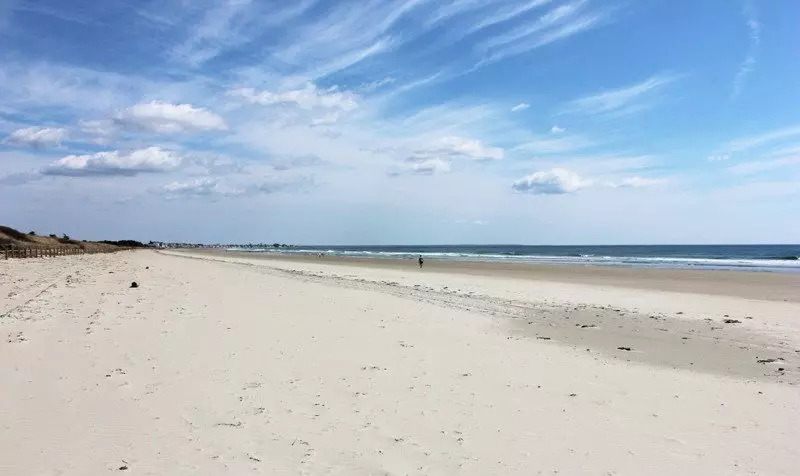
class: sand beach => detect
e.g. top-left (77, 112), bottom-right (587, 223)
top-left (2, 249), bottom-right (799, 475)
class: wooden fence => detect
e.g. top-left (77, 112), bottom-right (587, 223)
top-left (2, 245), bottom-right (129, 259)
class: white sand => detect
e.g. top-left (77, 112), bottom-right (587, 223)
top-left (2, 250), bottom-right (798, 475)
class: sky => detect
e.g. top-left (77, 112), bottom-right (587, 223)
top-left (1, 0), bottom-right (799, 245)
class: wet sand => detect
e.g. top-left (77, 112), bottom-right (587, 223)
top-left (201, 249), bottom-right (800, 303)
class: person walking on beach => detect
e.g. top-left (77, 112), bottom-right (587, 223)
top-left (418, 255), bottom-right (424, 268)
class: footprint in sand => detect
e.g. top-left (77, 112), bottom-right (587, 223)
top-left (7, 332), bottom-right (27, 343)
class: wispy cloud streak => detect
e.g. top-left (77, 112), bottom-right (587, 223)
top-left (476, 0), bottom-right (606, 64)
top-left (561, 74), bottom-right (678, 117)
top-left (731, 0), bottom-right (761, 98)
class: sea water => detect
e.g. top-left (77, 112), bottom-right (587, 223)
top-left (228, 244), bottom-right (800, 273)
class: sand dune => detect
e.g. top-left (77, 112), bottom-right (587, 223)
top-left (1, 250), bottom-right (798, 475)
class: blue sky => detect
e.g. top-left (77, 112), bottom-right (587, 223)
top-left (1, 0), bottom-right (798, 244)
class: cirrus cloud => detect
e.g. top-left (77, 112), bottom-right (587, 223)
top-left (228, 83), bottom-right (359, 111)
top-left (562, 73), bottom-right (679, 117)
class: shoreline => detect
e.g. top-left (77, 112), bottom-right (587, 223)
top-left (189, 249), bottom-right (800, 303)
top-left (214, 244), bottom-right (800, 274)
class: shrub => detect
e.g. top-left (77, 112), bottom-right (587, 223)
top-left (0, 225), bottom-right (33, 242)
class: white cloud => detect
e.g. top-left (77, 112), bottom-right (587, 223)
top-left (186, 155), bottom-right (246, 176)
top-left (310, 112), bottom-right (344, 126)
top-left (163, 176), bottom-right (312, 198)
top-left (708, 154), bottom-right (730, 162)
top-left (361, 77), bottom-right (396, 91)
top-left (435, 136), bottom-right (504, 160)
top-left (726, 145), bottom-right (800, 175)
top-left (727, 157), bottom-right (800, 175)
top-left (78, 119), bottom-right (116, 145)
top-left (0, 171), bottom-right (43, 185)
top-left (411, 158), bottom-right (451, 175)
top-left (512, 168), bottom-right (664, 194)
top-left (391, 135), bottom-right (504, 174)
top-left (511, 102), bottom-right (530, 112)
top-left (42, 147), bottom-right (182, 177)
top-left (455, 218), bottom-right (488, 225)
top-left (732, 0), bottom-right (761, 98)
top-left (482, 0), bottom-right (586, 51)
top-left (562, 74), bottom-right (678, 117)
top-left (550, 125), bottom-right (565, 134)
top-left (512, 168), bottom-right (591, 194)
top-left (170, 0), bottom-right (258, 66)
top-left (79, 119), bottom-right (113, 135)
top-left (272, 155), bottom-right (325, 171)
top-left (4, 127), bottom-right (68, 148)
top-left (382, 72), bottom-right (444, 97)
top-left (397, 156), bottom-right (452, 176)
top-left (229, 83), bottom-right (359, 111)
top-left (0, 62), bottom-right (138, 113)
top-left (478, 0), bottom-right (607, 63)
top-left (115, 101), bottom-right (227, 134)
top-left (513, 134), bottom-right (591, 154)
top-left (610, 176), bottom-right (666, 188)
top-left (469, 0), bottom-right (554, 34)
top-left (265, 0), bottom-right (466, 81)
top-left (163, 178), bottom-right (220, 196)
top-left (725, 125), bottom-right (800, 152)
top-left (525, 154), bottom-right (654, 178)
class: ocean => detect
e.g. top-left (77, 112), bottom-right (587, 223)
top-left (229, 244), bottom-right (800, 273)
